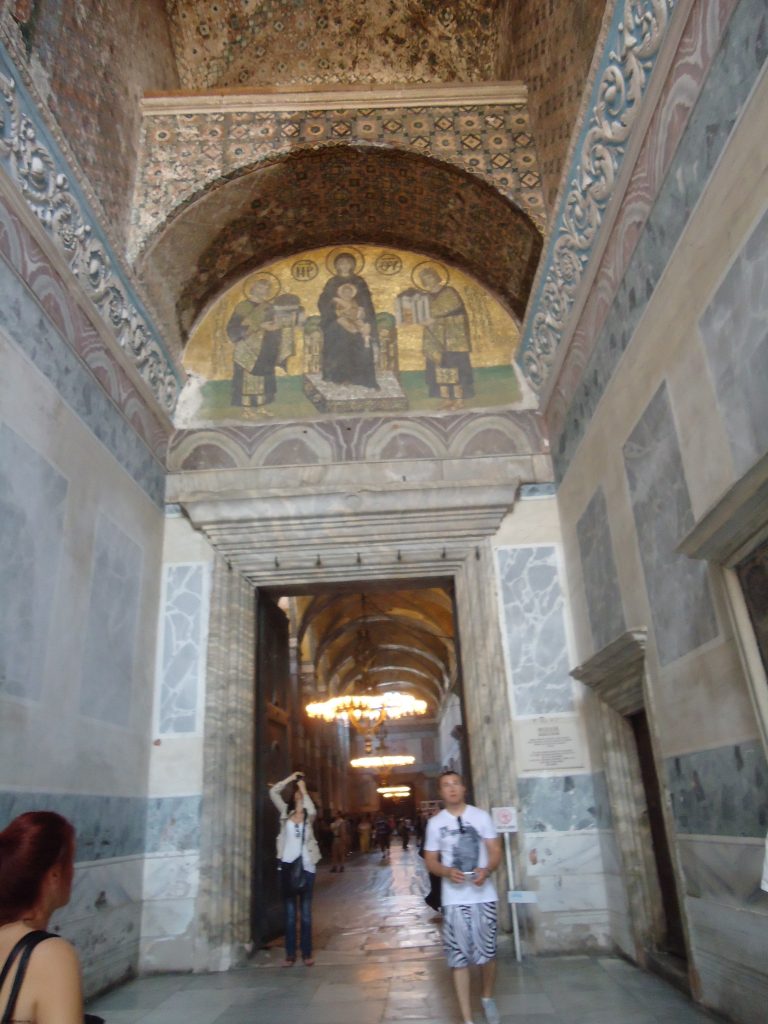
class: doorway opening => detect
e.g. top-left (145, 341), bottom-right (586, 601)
top-left (249, 576), bottom-right (470, 950)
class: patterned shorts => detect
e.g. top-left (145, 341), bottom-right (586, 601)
top-left (442, 902), bottom-right (497, 968)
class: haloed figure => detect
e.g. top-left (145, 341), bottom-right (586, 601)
top-left (0, 811), bottom-right (93, 1024)
top-left (269, 771), bottom-right (322, 967)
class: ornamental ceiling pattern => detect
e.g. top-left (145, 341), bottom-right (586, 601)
top-left (137, 145), bottom-right (543, 358)
top-left (132, 95), bottom-right (544, 255)
top-left (164, 0), bottom-right (501, 90)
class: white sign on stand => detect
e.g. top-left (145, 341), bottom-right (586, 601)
top-left (491, 806), bottom-right (518, 833)
top-left (491, 805), bottom-right (525, 962)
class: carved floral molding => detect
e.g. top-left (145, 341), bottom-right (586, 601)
top-left (0, 40), bottom-right (182, 414)
top-left (518, 0), bottom-right (677, 392)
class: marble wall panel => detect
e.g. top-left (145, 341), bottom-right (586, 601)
top-left (576, 487), bottom-right (627, 653)
top-left (517, 771), bottom-right (612, 832)
top-left (623, 384), bottom-right (718, 666)
top-left (0, 423), bottom-right (68, 700)
top-left (550, 0), bottom-right (767, 477)
top-left (157, 564), bottom-right (209, 735)
top-left (79, 516), bottom-right (143, 727)
top-left (0, 793), bottom-right (201, 860)
top-left (0, 253), bottom-right (166, 505)
top-left (496, 545), bottom-right (574, 715)
top-left (677, 836), bottom-right (767, 907)
top-left (699, 207), bottom-right (768, 477)
top-left (666, 739), bottom-right (768, 838)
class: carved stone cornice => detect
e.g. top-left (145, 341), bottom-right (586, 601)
top-left (0, 38), bottom-right (183, 414)
top-left (571, 628), bottom-right (648, 716)
top-left (518, 0), bottom-right (678, 393)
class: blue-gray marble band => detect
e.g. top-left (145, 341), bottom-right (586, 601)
top-left (519, 483), bottom-right (557, 499)
top-left (0, 253), bottom-right (166, 506)
top-left (666, 739), bottom-right (768, 838)
top-left (0, 792), bottom-right (202, 860)
top-left (518, 771), bottom-right (612, 832)
top-left (554, 0), bottom-right (768, 481)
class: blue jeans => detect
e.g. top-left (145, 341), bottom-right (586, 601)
top-left (284, 868), bottom-right (315, 960)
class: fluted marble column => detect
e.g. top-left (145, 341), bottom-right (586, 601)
top-left (193, 554), bottom-right (256, 971)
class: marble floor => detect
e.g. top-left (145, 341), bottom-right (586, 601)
top-left (87, 845), bottom-right (720, 1024)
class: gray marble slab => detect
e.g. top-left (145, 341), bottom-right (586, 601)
top-left (518, 771), bottom-right (612, 831)
top-left (496, 545), bottom-right (574, 714)
top-left (699, 207), bottom-right (768, 477)
top-left (0, 792), bottom-right (202, 859)
top-left (0, 423), bottom-right (68, 700)
top-left (79, 515), bottom-right (143, 726)
top-left (576, 487), bottom-right (627, 652)
top-left (666, 739), bottom-right (768, 837)
top-left (623, 384), bottom-right (718, 665)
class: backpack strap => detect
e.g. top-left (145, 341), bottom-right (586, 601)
top-left (0, 930), bottom-right (55, 1023)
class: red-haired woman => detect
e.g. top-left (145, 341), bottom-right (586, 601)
top-left (0, 811), bottom-right (83, 1023)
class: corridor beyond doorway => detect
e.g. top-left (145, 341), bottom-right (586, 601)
top-left (87, 847), bottom-right (718, 1023)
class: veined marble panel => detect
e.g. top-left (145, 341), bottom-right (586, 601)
top-left (157, 563), bottom-right (209, 735)
top-left (496, 545), bottom-right (573, 715)
top-left (0, 792), bottom-right (201, 859)
top-left (0, 422), bottom-right (67, 700)
top-left (524, 830), bottom-right (609, 880)
top-left (576, 487), bottom-right (627, 653)
top-left (677, 835), bottom-right (767, 907)
top-left (699, 207), bottom-right (768, 477)
top-left (518, 772), bottom-right (611, 832)
top-left (79, 515), bottom-right (143, 727)
top-left (623, 384), bottom-right (718, 666)
top-left (666, 739), bottom-right (768, 838)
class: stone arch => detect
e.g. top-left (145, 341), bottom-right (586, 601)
top-left (135, 145), bottom-right (543, 359)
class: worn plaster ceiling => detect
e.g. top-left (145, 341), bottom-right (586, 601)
top-left (298, 588), bottom-right (455, 712)
top-left (138, 144), bottom-right (542, 352)
top-left (165, 0), bottom-right (503, 90)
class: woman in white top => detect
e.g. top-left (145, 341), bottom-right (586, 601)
top-left (268, 771), bottom-right (322, 966)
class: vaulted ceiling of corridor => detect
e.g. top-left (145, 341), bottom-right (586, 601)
top-left (139, 144), bottom-right (543, 350)
top-left (296, 587), bottom-right (456, 714)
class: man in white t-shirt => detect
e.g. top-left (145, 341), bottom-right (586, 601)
top-left (424, 770), bottom-right (502, 1024)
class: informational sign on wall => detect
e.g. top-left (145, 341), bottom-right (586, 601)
top-left (491, 806), bottom-right (518, 833)
top-left (517, 716), bottom-right (586, 772)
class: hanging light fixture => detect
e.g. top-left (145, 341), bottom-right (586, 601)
top-left (350, 754), bottom-right (416, 770)
top-left (377, 785), bottom-right (411, 799)
top-left (306, 691), bottom-right (427, 751)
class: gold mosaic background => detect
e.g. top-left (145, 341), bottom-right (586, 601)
top-left (185, 244), bottom-right (520, 380)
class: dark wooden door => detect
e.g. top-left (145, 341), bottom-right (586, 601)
top-left (629, 710), bottom-right (687, 959)
top-left (251, 591), bottom-right (290, 947)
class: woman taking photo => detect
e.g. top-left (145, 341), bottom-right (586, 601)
top-left (0, 811), bottom-right (83, 1024)
top-left (268, 771), bottom-right (321, 967)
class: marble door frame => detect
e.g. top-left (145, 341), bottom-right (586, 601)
top-left (571, 630), bottom-right (668, 965)
top-left (183, 481), bottom-right (521, 969)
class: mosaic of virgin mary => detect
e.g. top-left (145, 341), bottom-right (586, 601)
top-left (317, 249), bottom-right (380, 390)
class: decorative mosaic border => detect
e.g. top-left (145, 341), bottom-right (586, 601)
top-left (0, 39), bottom-right (183, 414)
top-left (133, 90), bottom-right (546, 255)
top-left (517, 0), bottom-right (678, 391)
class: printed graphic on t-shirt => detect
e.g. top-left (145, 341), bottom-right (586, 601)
top-left (439, 821), bottom-right (480, 872)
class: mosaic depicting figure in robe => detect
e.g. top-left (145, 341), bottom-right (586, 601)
top-left (396, 262), bottom-right (474, 411)
top-left (226, 276), bottom-right (303, 415)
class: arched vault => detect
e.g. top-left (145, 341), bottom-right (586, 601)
top-left (136, 145), bottom-right (543, 357)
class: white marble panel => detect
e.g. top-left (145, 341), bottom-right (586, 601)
top-left (532, 872), bottom-right (611, 914)
top-left (677, 835), bottom-right (767, 907)
top-left (143, 851), bottom-right (200, 900)
top-left (495, 545), bottom-right (574, 715)
top-left (156, 563), bottom-right (210, 735)
top-left (534, 908), bottom-right (613, 952)
top-left (140, 897), bottom-right (199, 973)
top-left (523, 830), bottom-right (607, 879)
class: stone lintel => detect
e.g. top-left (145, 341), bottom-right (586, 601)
top-left (571, 628), bottom-right (648, 717)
